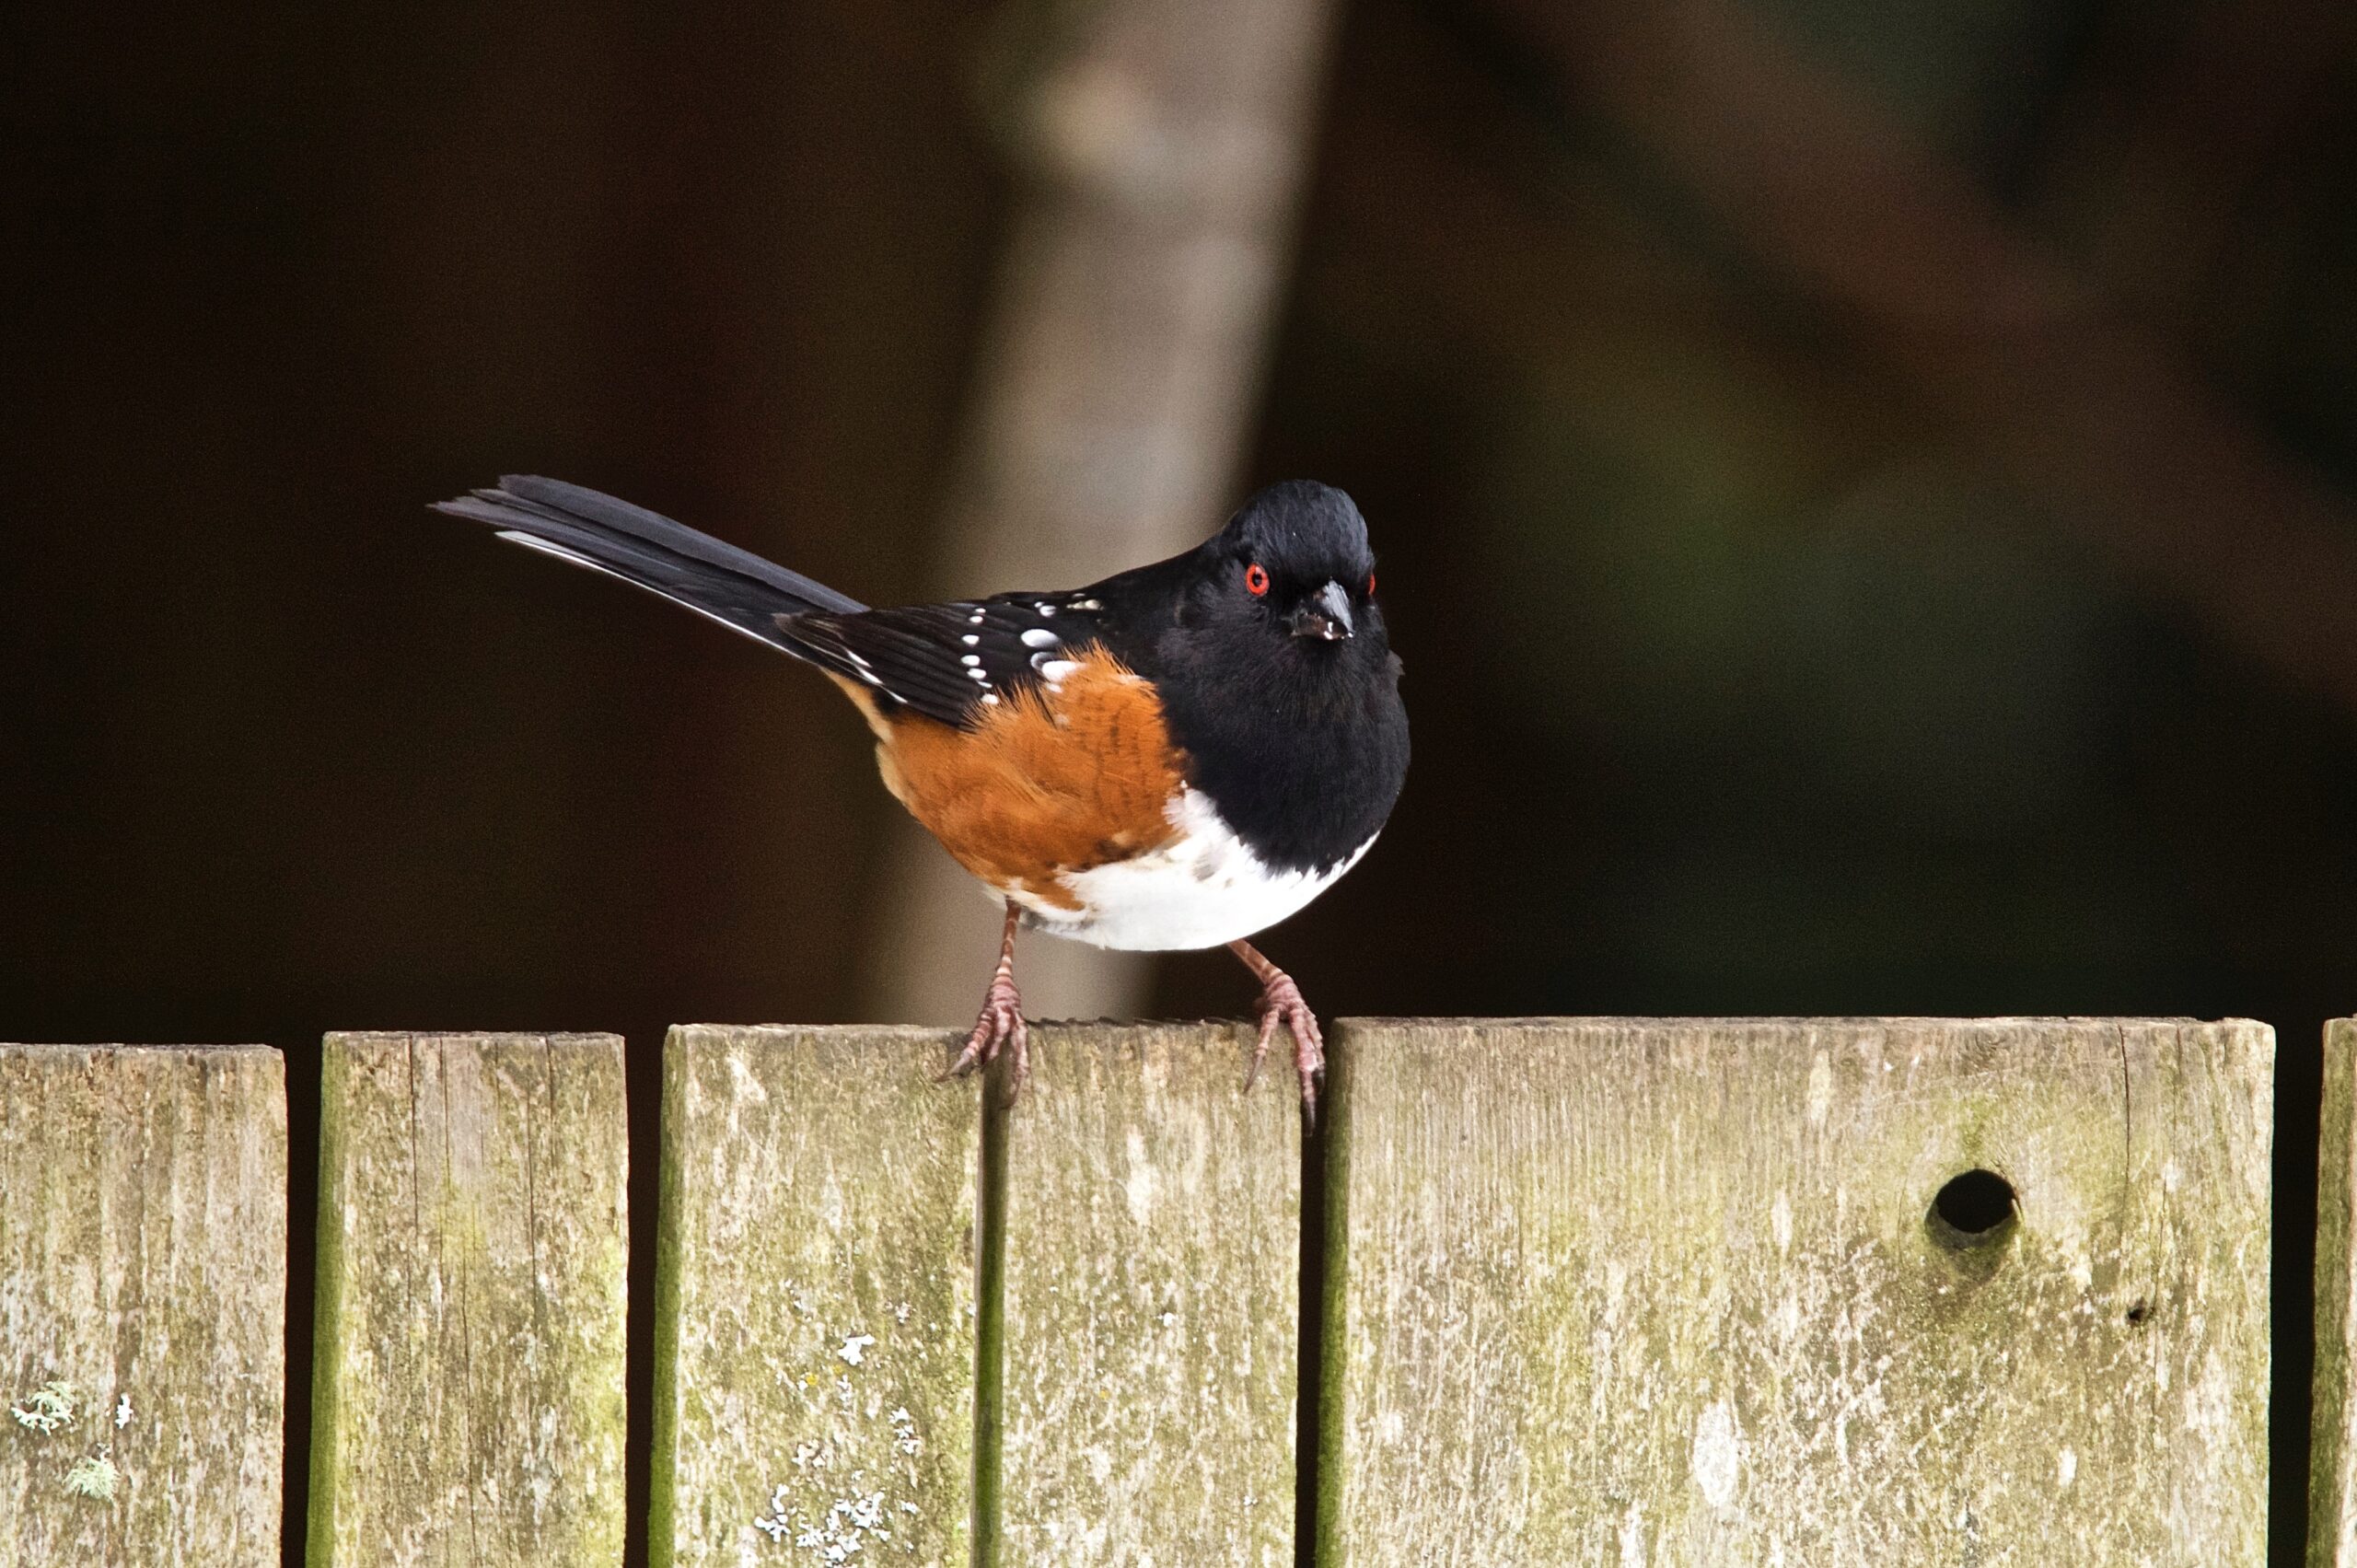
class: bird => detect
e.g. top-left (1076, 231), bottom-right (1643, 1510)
top-left (432, 475), bottom-right (1409, 1110)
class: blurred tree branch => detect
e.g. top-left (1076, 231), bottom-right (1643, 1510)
top-left (865, 0), bottom-right (1341, 1026)
top-left (2030, 0), bottom-right (2354, 318)
top-left (1457, 0), bottom-right (2357, 716)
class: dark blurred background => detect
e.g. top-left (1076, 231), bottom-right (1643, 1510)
top-left (6, 0), bottom-right (2354, 1562)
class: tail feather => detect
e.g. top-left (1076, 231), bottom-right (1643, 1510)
top-left (433, 475), bottom-right (865, 652)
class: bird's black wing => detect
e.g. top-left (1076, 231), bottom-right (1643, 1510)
top-left (783, 590), bottom-right (1113, 728)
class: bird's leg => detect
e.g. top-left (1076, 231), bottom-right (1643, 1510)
top-left (1228, 938), bottom-right (1325, 1113)
top-left (941, 900), bottom-right (1029, 1098)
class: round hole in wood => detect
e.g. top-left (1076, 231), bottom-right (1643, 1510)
top-left (1926, 1167), bottom-right (2017, 1249)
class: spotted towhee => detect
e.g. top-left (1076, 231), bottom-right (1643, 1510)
top-left (434, 476), bottom-right (1409, 1109)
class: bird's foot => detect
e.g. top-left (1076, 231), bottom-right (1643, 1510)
top-left (1245, 964), bottom-right (1325, 1116)
top-left (940, 965), bottom-right (1029, 1101)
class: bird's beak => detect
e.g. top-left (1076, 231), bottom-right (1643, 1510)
top-left (1288, 580), bottom-right (1356, 641)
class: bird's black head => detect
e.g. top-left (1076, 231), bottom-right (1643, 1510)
top-left (1157, 479), bottom-right (1405, 866)
top-left (1089, 478), bottom-right (1407, 872)
top-left (1206, 480), bottom-right (1383, 654)
top-left (1128, 477), bottom-right (1399, 734)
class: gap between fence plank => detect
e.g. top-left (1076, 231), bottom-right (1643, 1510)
top-left (972, 1053), bottom-right (1010, 1568)
top-left (1309, 1023), bottom-right (1352, 1568)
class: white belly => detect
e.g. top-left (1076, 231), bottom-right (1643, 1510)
top-left (1004, 787), bottom-right (1376, 952)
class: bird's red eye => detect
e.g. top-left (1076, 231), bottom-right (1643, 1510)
top-left (1367, 570), bottom-right (1376, 595)
top-left (1246, 563), bottom-right (1270, 596)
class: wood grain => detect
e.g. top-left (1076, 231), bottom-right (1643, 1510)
top-left (0, 1044), bottom-right (286, 1566)
top-left (307, 1031), bottom-right (628, 1567)
top-left (1326, 1017), bottom-right (2272, 1566)
top-left (998, 1022), bottom-right (1300, 1565)
top-left (653, 1025), bottom-right (978, 1568)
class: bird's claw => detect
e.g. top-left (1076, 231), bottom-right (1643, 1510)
top-left (1244, 968), bottom-right (1325, 1117)
top-left (941, 967), bottom-right (1028, 1103)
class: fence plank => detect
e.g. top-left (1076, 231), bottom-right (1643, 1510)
top-left (998, 1022), bottom-right (1299, 1565)
top-left (2316, 1017), bottom-right (2357, 1565)
top-left (0, 1044), bottom-right (286, 1566)
top-left (307, 1031), bottom-right (628, 1568)
top-left (1326, 1017), bottom-right (2272, 1567)
top-left (654, 1025), bottom-right (978, 1568)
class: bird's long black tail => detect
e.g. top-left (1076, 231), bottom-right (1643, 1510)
top-left (433, 475), bottom-right (866, 651)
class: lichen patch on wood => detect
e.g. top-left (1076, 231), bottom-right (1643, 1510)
top-left (654, 1026), bottom-right (978, 1568)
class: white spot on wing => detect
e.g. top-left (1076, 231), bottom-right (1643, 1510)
top-left (1020, 628), bottom-right (1059, 649)
top-left (1038, 659), bottom-right (1080, 683)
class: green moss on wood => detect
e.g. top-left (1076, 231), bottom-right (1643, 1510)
top-left (2313, 1018), bottom-right (2357, 1567)
top-left (305, 1038), bottom-right (350, 1566)
top-left (647, 1040), bottom-right (688, 1568)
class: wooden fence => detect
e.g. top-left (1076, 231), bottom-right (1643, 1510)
top-left (0, 1016), bottom-right (2322, 1564)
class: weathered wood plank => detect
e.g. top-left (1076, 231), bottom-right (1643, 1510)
top-left (1328, 1017), bottom-right (2272, 1567)
top-left (654, 1025), bottom-right (978, 1568)
top-left (998, 1022), bottom-right (1300, 1565)
top-left (2315, 1017), bottom-right (2357, 1566)
top-left (307, 1031), bottom-right (628, 1568)
top-left (0, 1044), bottom-right (286, 1566)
